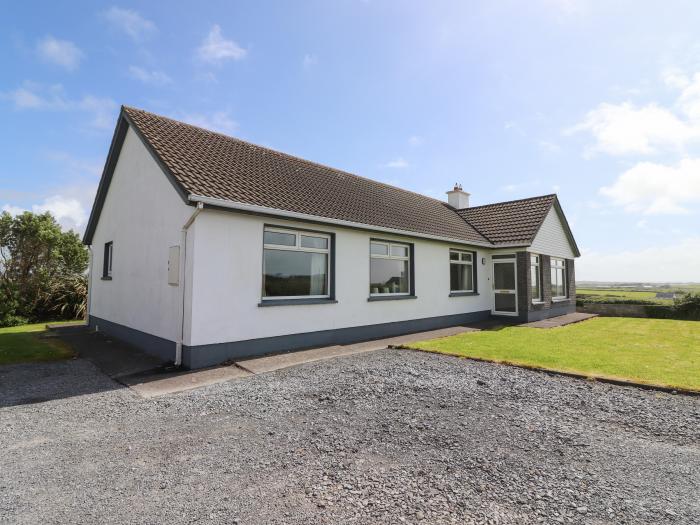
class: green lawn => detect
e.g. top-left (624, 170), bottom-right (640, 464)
top-left (0, 322), bottom-right (81, 366)
top-left (405, 317), bottom-right (700, 391)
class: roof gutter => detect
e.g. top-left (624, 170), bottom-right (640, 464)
top-left (187, 194), bottom-right (529, 250)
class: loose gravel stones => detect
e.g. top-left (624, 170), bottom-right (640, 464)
top-left (1, 349), bottom-right (698, 524)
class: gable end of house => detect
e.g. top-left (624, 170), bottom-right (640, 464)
top-left (82, 107), bottom-right (191, 245)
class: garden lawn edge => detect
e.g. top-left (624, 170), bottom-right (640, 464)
top-left (392, 345), bottom-right (700, 397)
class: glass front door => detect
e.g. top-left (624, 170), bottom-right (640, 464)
top-left (492, 258), bottom-right (517, 316)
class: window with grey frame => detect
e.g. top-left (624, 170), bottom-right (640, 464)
top-left (369, 240), bottom-right (411, 295)
top-left (551, 257), bottom-right (567, 299)
top-left (530, 254), bottom-right (542, 302)
top-left (449, 249), bottom-right (475, 292)
top-left (262, 227), bottom-right (330, 299)
top-left (102, 241), bottom-right (113, 279)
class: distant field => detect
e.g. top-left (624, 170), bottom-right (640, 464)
top-left (576, 288), bottom-right (673, 304)
top-left (578, 283), bottom-right (700, 293)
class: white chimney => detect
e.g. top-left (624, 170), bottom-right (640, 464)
top-left (446, 183), bottom-right (470, 209)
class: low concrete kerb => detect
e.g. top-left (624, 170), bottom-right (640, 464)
top-left (392, 346), bottom-right (700, 397)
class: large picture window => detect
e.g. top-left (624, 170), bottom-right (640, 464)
top-left (262, 227), bottom-right (330, 299)
top-left (450, 249), bottom-right (474, 292)
top-left (551, 257), bottom-right (567, 299)
top-left (370, 241), bottom-right (411, 295)
top-left (530, 255), bottom-right (542, 302)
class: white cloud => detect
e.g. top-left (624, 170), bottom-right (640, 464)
top-left (662, 68), bottom-right (690, 90)
top-left (302, 53), bottom-right (318, 69)
top-left (567, 102), bottom-right (697, 156)
top-left (600, 158), bottom-right (700, 215)
top-left (78, 95), bottom-right (118, 129)
top-left (2, 83), bottom-right (116, 130)
top-left (408, 135), bottom-right (424, 146)
top-left (6, 86), bottom-right (45, 108)
top-left (676, 72), bottom-right (700, 121)
top-left (2, 195), bottom-right (88, 232)
top-left (45, 151), bottom-right (102, 178)
top-left (542, 0), bottom-right (588, 16)
top-left (36, 36), bottom-right (84, 70)
top-left (1, 204), bottom-right (25, 216)
top-left (128, 65), bottom-right (172, 85)
top-left (197, 25), bottom-right (247, 64)
top-left (538, 140), bottom-right (561, 153)
top-left (576, 237), bottom-right (700, 282)
top-left (570, 69), bottom-right (700, 156)
top-left (33, 196), bottom-right (88, 231)
top-left (103, 7), bottom-right (156, 41)
top-left (383, 157), bottom-right (410, 169)
top-left (177, 111), bottom-right (238, 135)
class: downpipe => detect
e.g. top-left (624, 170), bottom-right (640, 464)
top-left (175, 202), bottom-right (204, 367)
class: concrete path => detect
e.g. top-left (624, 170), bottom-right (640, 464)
top-left (118, 365), bottom-right (252, 398)
top-left (237, 325), bottom-right (476, 375)
top-left (52, 325), bottom-right (478, 398)
top-left (517, 312), bottom-right (598, 329)
top-left (56, 329), bottom-right (166, 378)
top-left (133, 326), bottom-right (478, 396)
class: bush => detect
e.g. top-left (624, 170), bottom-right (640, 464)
top-left (43, 274), bottom-right (88, 321)
top-left (0, 315), bottom-right (28, 328)
top-left (0, 211), bottom-right (88, 324)
top-left (672, 293), bottom-right (700, 320)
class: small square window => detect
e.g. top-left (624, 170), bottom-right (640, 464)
top-left (300, 235), bottom-right (328, 250)
top-left (370, 242), bottom-right (389, 256)
top-left (264, 230), bottom-right (296, 247)
top-left (370, 241), bottom-right (412, 295)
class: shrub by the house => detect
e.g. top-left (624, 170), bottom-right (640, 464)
top-left (0, 211), bottom-right (88, 327)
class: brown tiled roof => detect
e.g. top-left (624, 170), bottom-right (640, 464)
top-left (84, 105), bottom-right (577, 254)
top-left (456, 194), bottom-right (557, 244)
top-left (122, 106), bottom-right (489, 244)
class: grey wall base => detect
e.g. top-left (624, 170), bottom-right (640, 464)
top-left (89, 304), bottom-right (579, 370)
top-left (181, 309), bottom-right (491, 369)
top-left (524, 301), bottom-right (576, 322)
top-left (88, 315), bottom-right (176, 363)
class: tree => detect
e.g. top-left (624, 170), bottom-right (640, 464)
top-left (0, 211), bottom-right (88, 325)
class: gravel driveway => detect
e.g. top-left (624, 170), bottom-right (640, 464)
top-left (1, 349), bottom-right (698, 524)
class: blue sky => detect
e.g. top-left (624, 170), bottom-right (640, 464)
top-left (2, 1), bottom-right (700, 282)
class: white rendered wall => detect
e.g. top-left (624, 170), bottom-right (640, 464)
top-left (88, 126), bottom-right (192, 342)
top-left (188, 210), bottom-right (493, 346)
top-left (528, 208), bottom-right (576, 259)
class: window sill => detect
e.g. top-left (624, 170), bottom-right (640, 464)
top-left (449, 291), bottom-right (478, 297)
top-left (532, 300), bottom-right (545, 305)
top-left (552, 297), bottom-right (569, 303)
top-left (367, 295), bottom-right (417, 302)
top-left (101, 276), bottom-right (112, 281)
top-left (258, 298), bottom-right (337, 307)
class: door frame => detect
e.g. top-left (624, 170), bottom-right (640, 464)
top-left (492, 255), bottom-right (518, 316)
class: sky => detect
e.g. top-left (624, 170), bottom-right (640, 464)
top-left (1, 0), bottom-right (700, 282)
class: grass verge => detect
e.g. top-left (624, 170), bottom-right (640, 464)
top-left (404, 317), bottom-right (700, 391)
top-left (0, 321), bottom-right (82, 366)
